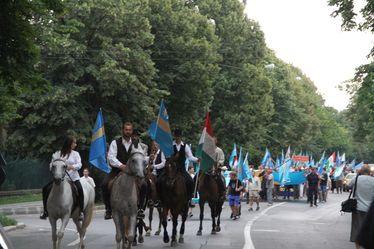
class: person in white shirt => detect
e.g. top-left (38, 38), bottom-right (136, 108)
top-left (247, 171), bottom-right (261, 211)
top-left (40, 136), bottom-right (83, 219)
top-left (102, 122), bottom-right (147, 220)
top-left (172, 129), bottom-right (198, 206)
top-left (81, 168), bottom-right (95, 188)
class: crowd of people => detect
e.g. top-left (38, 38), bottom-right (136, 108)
top-left (38, 123), bottom-right (374, 248)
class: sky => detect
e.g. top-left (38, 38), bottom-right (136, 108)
top-left (245, 0), bottom-right (373, 111)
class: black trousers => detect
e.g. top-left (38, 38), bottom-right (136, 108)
top-left (308, 188), bottom-right (318, 205)
top-left (101, 171), bottom-right (118, 212)
top-left (42, 181), bottom-right (53, 212)
top-left (73, 180), bottom-right (84, 211)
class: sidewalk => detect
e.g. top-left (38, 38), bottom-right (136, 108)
top-left (0, 201), bottom-right (105, 216)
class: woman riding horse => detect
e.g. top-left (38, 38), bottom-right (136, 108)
top-left (40, 136), bottom-right (84, 220)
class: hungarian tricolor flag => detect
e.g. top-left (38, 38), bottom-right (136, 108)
top-left (196, 112), bottom-right (216, 173)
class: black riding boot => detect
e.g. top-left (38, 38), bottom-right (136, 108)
top-left (74, 180), bottom-right (84, 220)
top-left (137, 180), bottom-right (147, 219)
top-left (40, 181), bottom-right (53, 219)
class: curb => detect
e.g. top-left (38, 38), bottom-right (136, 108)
top-left (3, 222), bottom-right (26, 232)
top-left (0, 205), bottom-right (105, 216)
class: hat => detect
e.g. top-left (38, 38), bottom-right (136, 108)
top-left (174, 129), bottom-right (182, 137)
top-left (221, 166), bottom-right (227, 171)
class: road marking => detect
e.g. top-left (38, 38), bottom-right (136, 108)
top-left (243, 203), bottom-right (285, 249)
top-left (251, 229), bottom-right (280, 232)
top-left (67, 234), bottom-right (86, 247)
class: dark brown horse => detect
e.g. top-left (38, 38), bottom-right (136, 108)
top-left (144, 164), bottom-right (162, 236)
top-left (196, 169), bottom-right (225, 236)
top-left (158, 158), bottom-right (189, 247)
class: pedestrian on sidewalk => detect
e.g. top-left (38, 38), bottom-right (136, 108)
top-left (349, 165), bottom-right (374, 249)
top-left (247, 170), bottom-right (260, 211)
top-left (227, 171), bottom-right (242, 220)
top-left (81, 168), bottom-right (95, 188)
top-left (306, 166), bottom-right (319, 207)
top-left (265, 168), bottom-right (274, 206)
top-left (320, 168), bottom-right (328, 202)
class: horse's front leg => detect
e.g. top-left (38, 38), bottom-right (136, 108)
top-left (197, 201), bottom-right (204, 236)
top-left (210, 202), bottom-right (217, 234)
top-left (179, 204), bottom-right (188, 244)
top-left (216, 201), bottom-right (223, 232)
top-left (155, 207), bottom-right (162, 235)
top-left (161, 208), bottom-right (169, 243)
top-left (126, 215), bottom-right (137, 249)
top-left (146, 206), bottom-right (153, 236)
top-left (170, 212), bottom-right (178, 247)
top-left (57, 214), bottom-right (70, 249)
top-left (112, 213), bottom-right (122, 249)
top-left (48, 217), bottom-right (57, 249)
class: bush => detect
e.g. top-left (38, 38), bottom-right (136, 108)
top-left (0, 215), bottom-right (17, 226)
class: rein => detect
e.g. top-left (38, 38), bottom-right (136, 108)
top-left (123, 151), bottom-right (145, 177)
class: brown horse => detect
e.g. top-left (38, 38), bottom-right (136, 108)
top-left (144, 167), bottom-right (162, 236)
top-left (158, 158), bottom-right (189, 247)
top-left (196, 169), bottom-right (225, 236)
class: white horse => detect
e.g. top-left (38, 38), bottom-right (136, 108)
top-left (48, 153), bottom-right (95, 249)
top-left (111, 143), bottom-right (147, 249)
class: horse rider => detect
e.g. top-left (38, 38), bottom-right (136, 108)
top-left (213, 137), bottom-right (226, 200)
top-left (40, 135), bottom-right (84, 220)
top-left (172, 129), bottom-right (198, 206)
top-left (149, 141), bottom-right (165, 207)
top-left (102, 122), bottom-right (147, 220)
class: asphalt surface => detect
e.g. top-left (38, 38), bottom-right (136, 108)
top-left (4, 192), bottom-right (352, 249)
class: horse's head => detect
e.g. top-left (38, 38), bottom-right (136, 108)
top-left (126, 143), bottom-right (147, 178)
top-left (164, 156), bottom-right (178, 179)
top-left (50, 152), bottom-right (67, 185)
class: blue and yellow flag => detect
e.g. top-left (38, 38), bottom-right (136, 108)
top-left (148, 99), bottom-right (173, 158)
top-left (89, 110), bottom-right (111, 173)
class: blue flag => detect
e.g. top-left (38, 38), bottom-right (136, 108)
top-left (148, 100), bottom-right (173, 158)
top-left (89, 110), bottom-right (111, 173)
top-left (318, 151), bottom-right (325, 174)
top-left (353, 161), bottom-right (364, 171)
top-left (238, 152), bottom-right (251, 181)
top-left (229, 144), bottom-right (237, 167)
top-left (261, 148), bottom-right (271, 166)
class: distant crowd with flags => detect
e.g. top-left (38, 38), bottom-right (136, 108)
top-left (87, 100), bottom-right (374, 220)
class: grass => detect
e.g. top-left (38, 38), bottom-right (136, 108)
top-left (0, 193), bottom-right (42, 205)
top-left (0, 215), bottom-right (17, 226)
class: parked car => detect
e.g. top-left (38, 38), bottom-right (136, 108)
top-left (343, 173), bottom-right (356, 192)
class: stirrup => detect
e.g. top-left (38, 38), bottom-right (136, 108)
top-left (40, 211), bottom-right (48, 220)
top-left (104, 210), bottom-right (112, 220)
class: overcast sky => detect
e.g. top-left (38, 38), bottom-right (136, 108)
top-left (245, 0), bottom-right (373, 111)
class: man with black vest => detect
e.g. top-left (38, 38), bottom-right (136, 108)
top-left (102, 122), bottom-right (147, 220)
top-left (173, 129), bottom-right (198, 206)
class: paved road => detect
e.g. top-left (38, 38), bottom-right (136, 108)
top-left (5, 193), bottom-right (352, 249)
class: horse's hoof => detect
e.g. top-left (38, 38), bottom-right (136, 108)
top-left (145, 230), bottom-right (151, 236)
top-left (211, 229), bottom-right (216, 235)
top-left (163, 235), bottom-right (170, 243)
top-left (179, 237), bottom-right (184, 243)
top-left (216, 226), bottom-right (221, 232)
top-left (155, 230), bottom-right (160, 236)
top-left (138, 236), bottom-right (144, 243)
top-left (171, 241), bottom-right (177, 247)
top-left (196, 230), bottom-right (202, 236)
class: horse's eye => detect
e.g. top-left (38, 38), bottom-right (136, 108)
top-left (64, 164), bottom-right (67, 168)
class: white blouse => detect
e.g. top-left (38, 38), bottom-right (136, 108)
top-left (50, 150), bottom-right (82, 181)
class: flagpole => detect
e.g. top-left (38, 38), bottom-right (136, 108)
top-left (193, 163), bottom-right (200, 199)
top-left (154, 99), bottom-right (162, 140)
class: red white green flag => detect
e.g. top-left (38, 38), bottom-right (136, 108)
top-left (196, 112), bottom-right (216, 173)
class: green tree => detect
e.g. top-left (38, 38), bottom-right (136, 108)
top-left (7, 0), bottom-right (159, 159)
top-left (148, 0), bottom-right (221, 141)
